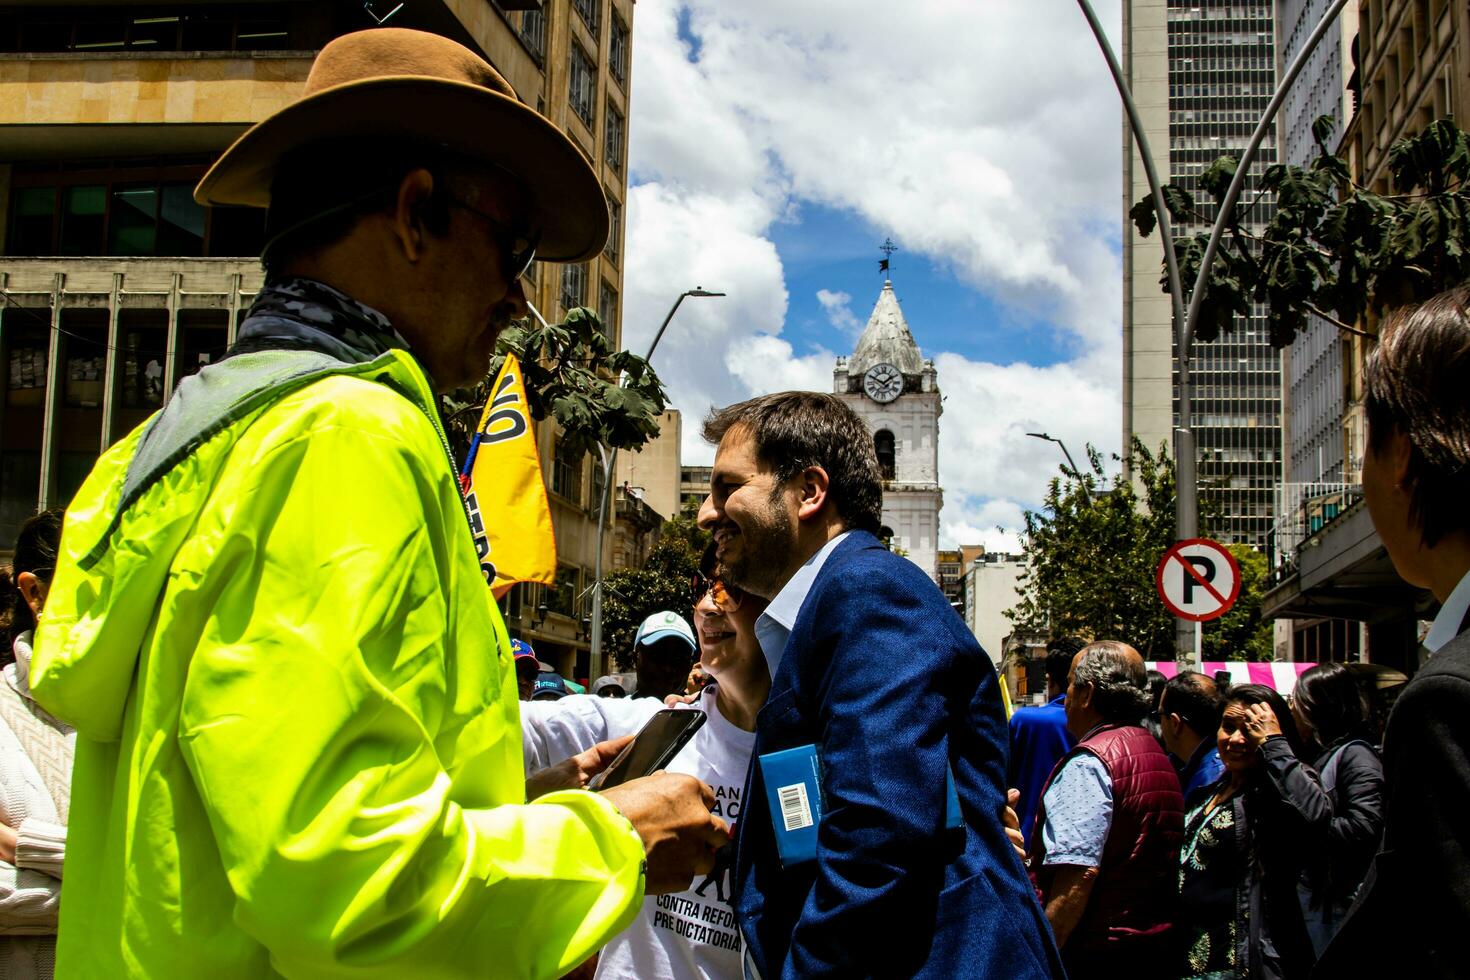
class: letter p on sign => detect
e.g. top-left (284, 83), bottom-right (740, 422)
top-left (1156, 538), bottom-right (1241, 622)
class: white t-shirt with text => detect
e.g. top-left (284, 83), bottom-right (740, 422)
top-left (521, 688), bottom-right (754, 980)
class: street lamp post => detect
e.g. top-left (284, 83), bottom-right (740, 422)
top-left (588, 287), bottom-right (725, 671)
top-left (1027, 431), bottom-right (1094, 506)
top-left (1074, 0), bottom-right (1350, 666)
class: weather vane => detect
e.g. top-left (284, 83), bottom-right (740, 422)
top-left (878, 237), bottom-right (898, 276)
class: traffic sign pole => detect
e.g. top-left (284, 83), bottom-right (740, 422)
top-left (1157, 538), bottom-right (1241, 625)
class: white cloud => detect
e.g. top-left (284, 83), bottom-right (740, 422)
top-left (942, 498), bottom-right (1029, 554)
top-left (815, 289), bottom-right (861, 336)
top-left (626, 0), bottom-right (1127, 512)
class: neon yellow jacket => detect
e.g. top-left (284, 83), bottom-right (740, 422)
top-left (30, 348), bottom-right (645, 978)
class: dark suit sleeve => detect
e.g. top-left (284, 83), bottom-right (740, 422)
top-left (782, 563), bottom-right (977, 978)
top-left (1381, 673), bottom-right (1470, 946)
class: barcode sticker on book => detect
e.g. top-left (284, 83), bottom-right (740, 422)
top-left (778, 782), bottom-right (814, 832)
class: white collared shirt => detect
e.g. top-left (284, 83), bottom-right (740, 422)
top-left (1425, 564), bottom-right (1470, 653)
top-left (753, 532), bottom-right (851, 678)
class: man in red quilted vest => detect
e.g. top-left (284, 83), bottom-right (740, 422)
top-left (1028, 641), bottom-right (1185, 980)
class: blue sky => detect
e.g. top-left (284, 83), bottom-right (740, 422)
top-left (624, 0), bottom-right (1127, 548)
top-left (769, 200), bottom-right (1084, 370)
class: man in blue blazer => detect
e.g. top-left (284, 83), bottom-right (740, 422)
top-left (697, 391), bottom-right (1064, 979)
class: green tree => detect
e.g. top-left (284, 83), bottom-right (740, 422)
top-left (1131, 117), bottom-right (1470, 347)
top-left (601, 515), bottom-right (712, 672)
top-left (442, 306), bottom-right (666, 461)
top-left (1009, 441), bottom-right (1272, 661)
top-left (1203, 545), bottom-right (1274, 662)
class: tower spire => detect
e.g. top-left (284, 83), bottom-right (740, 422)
top-left (878, 237), bottom-right (897, 277)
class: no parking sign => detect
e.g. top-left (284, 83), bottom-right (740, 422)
top-left (1156, 538), bottom-right (1240, 622)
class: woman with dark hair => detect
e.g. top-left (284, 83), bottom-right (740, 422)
top-left (0, 509), bottom-right (72, 978)
top-left (1290, 663), bottom-right (1384, 953)
top-left (1177, 684), bottom-right (1327, 980)
top-left (520, 543), bottom-right (770, 980)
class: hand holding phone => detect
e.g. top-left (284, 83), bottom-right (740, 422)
top-left (588, 709), bottom-right (707, 791)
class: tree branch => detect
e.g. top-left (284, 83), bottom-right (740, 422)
top-left (1304, 304), bottom-right (1374, 338)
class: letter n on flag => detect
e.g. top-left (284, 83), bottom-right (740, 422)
top-left (459, 354), bottom-right (556, 599)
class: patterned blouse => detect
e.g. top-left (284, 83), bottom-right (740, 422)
top-left (1178, 793), bottom-right (1244, 979)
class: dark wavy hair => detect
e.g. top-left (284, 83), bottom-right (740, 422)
top-left (0, 509), bottom-right (63, 662)
top-left (1045, 635), bottom-right (1087, 690)
top-left (1223, 683), bottom-right (1310, 761)
top-left (1293, 662), bottom-right (1370, 749)
top-left (1364, 285), bottom-right (1470, 547)
top-left (1072, 640), bottom-right (1151, 721)
top-left (702, 392), bottom-right (883, 534)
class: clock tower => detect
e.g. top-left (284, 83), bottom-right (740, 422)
top-left (834, 279), bottom-right (943, 583)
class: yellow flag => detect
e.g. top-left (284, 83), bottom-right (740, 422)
top-left (460, 354), bottom-right (556, 599)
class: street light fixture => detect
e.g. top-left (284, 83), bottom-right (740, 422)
top-left (1027, 431), bottom-right (1094, 505)
top-left (588, 287), bottom-right (726, 668)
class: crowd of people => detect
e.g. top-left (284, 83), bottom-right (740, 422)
top-left (0, 23), bottom-right (1466, 980)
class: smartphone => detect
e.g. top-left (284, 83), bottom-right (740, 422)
top-left (589, 709), bottom-right (707, 791)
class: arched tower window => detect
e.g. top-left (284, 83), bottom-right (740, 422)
top-left (874, 429), bottom-right (896, 480)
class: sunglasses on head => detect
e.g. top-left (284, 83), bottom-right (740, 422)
top-left (691, 570), bottom-right (744, 613)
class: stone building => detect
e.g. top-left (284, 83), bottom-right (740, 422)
top-left (0, 0), bottom-right (636, 682)
top-left (1262, 0), bottom-right (1470, 671)
top-left (1122, 0), bottom-right (1285, 554)
top-left (833, 279), bottom-right (942, 582)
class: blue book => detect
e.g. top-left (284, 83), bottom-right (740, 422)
top-left (759, 743), bottom-right (961, 867)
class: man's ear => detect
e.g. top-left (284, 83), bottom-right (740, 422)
top-left (1387, 427), bottom-right (1414, 490)
top-left (1075, 681), bottom-right (1095, 713)
top-left (795, 465), bottom-right (831, 522)
top-left (387, 168), bottom-right (437, 263)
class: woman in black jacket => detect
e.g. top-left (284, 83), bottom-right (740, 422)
top-left (1289, 662), bottom-right (1385, 954)
top-left (1178, 684), bottom-right (1328, 980)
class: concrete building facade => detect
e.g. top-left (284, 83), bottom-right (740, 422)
top-left (833, 280), bottom-right (942, 582)
top-left (0, 0), bottom-right (636, 682)
top-left (615, 407), bottom-right (680, 520)
top-left (1123, 0), bottom-right (1285, 555)
top-left (961, 552), bottom-right (1027, 671)
top-left (1262, 0), bottom-right (1470, 671)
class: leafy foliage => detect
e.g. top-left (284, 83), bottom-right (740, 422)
top-left (441, 306), bottom-right (667, 461)
top-left (1203, 545), bottom-right (1274, 662)
top-left (1008, 441), bottom-right (1271, 661)
top-left (601, 516), bottom-right (712, 672)
top-left (1131, 117), bottom-right (1470, 347)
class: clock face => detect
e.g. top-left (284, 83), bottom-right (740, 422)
top-left (863, 363), bottom-right (903, 403)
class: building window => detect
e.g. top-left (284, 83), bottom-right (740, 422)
top-left (549, 565), bottom-right (579, 617)
top-left (552, 438), bottom-right (583, 504)
top-left (609, 13), bottom-right (629, 85)
top-left (591, 452), bottom-right (607, 513)
top-left (560, 262), bottom-right (588, 312)
top-left (604, 197), bottom-right (621, 263)
top-left (598, 280), bottom-right (618, 329)
top-left (569, 42), bottom-right (597, 128)
top-left (0, 5), bottom-right (303, 53)
top-left (571, 0), bottom-right (600, 37)
top-left (604, 101), bottom-right (625, 172)
top-left (875, 429), bottom-right (896, 480)
top-left (7, 163), bottom-right (265, 258)
top-left (518, 7), bottom-right (546, 63)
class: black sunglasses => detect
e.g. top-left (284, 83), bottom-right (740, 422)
top-left (447, 197), bottom-right (539, 283)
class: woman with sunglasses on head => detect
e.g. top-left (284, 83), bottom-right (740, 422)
top-left (0, 510), bottom-right (73, 978)
top-left (1176, 684), bottom-right (1328, 980)
top-left (521, 543), bottom-right (770, 980)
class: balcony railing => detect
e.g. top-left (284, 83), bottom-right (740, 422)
top-left (1269, 481), bottom-right (1363, 580)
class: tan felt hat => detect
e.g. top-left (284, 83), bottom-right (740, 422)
top-left (194, 27), bottom-right (608, 262)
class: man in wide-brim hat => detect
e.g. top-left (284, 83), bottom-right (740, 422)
top-left (30, 28), bottom-right (727, 979)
